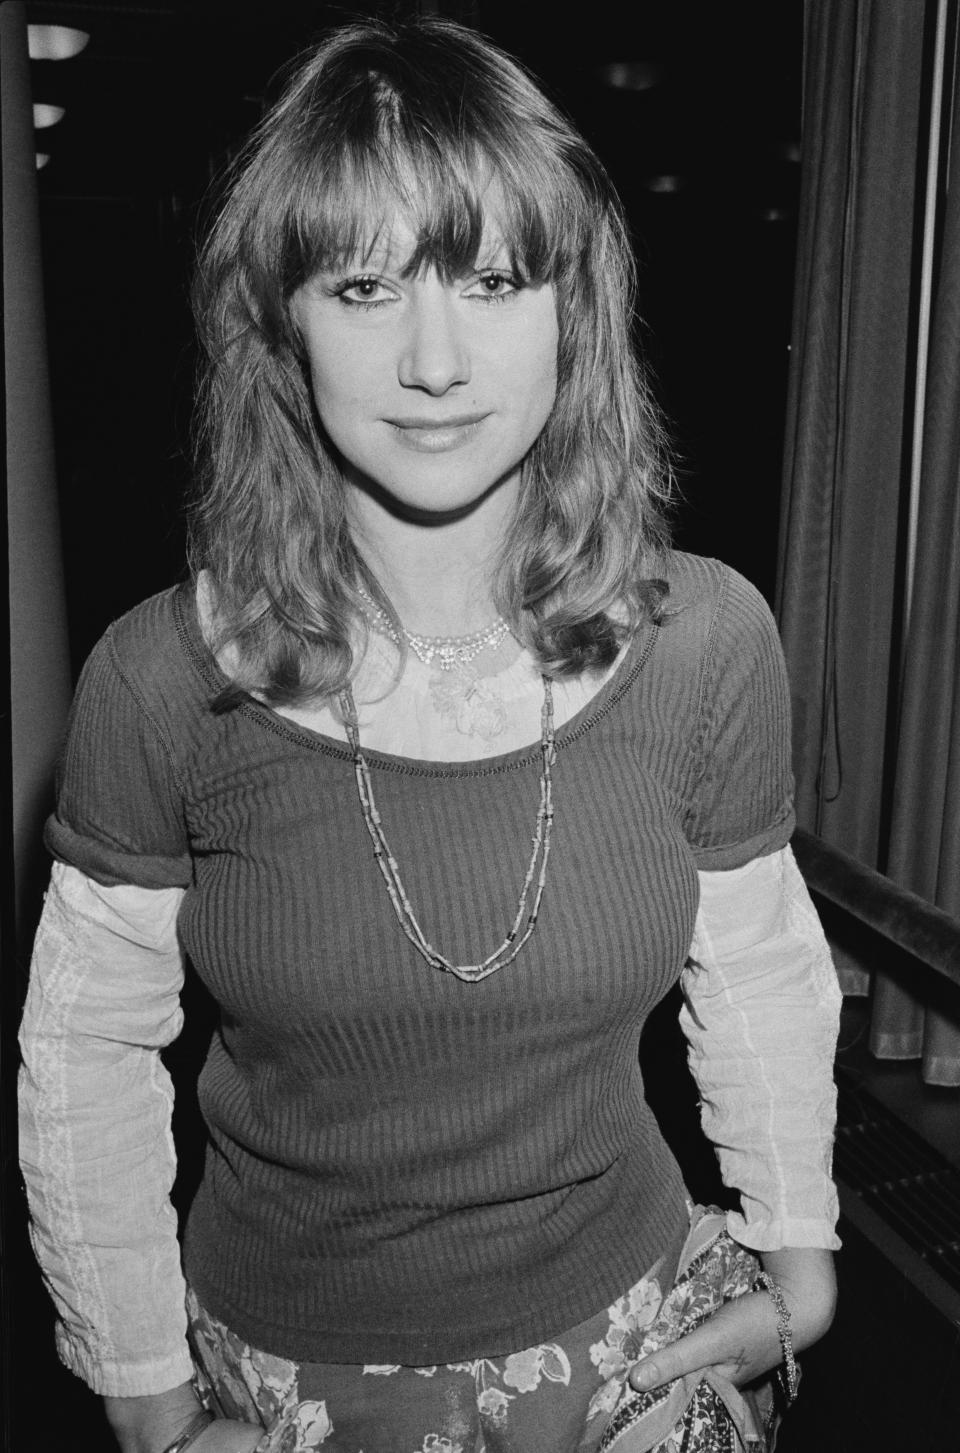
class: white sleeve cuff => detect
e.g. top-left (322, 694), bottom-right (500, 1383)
top-left (56, 1327), bottom-right (196, 1399)
top-left (724, 1213), bottom-right (841, 1253)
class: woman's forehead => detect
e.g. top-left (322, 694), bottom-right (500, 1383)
top-left (326, 205), bottom-right (512, 274)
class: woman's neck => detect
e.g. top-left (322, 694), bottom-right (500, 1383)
top-left (348, 485), bottom-right (517, 637)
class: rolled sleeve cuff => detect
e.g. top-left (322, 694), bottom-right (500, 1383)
top-left (726, 1212), bottom-right (842, 1253)
top-left (56, 1327), bottom-right (195, 1398)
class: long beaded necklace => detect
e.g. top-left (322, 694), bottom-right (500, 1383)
top-left (338, 677), bottom-right (557, 983)
top-left (356, 584), bottom-right (510, 670)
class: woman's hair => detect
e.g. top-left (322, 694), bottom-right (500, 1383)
top-left (190, 16), bottom-right (674, 705)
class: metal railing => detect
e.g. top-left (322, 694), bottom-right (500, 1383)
top-left (793, 827), bottom-right (960, 993)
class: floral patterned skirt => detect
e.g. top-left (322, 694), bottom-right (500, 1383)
top-left (187, 1208), bottom-right (783, 1453)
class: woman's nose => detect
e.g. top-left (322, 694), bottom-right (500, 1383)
top-left (397, 287), bottom-right (470, 395)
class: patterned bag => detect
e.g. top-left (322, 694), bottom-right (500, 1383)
top-left (595, 1208), bottom-right (789, 1451)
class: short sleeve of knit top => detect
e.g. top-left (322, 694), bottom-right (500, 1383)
top-left (46, 591), bottom-right (194, 889)
top-left (676, 561), bottom-right (795, 868)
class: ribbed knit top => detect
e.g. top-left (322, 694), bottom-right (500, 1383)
top-left (46, 552), bottom-right (795, 1364)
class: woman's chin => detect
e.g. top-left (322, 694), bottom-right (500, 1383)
top-left (345, 470), bottom-right (520, 528)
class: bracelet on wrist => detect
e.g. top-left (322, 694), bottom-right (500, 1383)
top-left (158, 1409), bottom-right (213, 1453)
top-left (755, 1269), bottom-right (800, 1405)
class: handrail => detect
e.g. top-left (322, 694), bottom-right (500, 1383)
top-left (792, 827), bottom-right (960, 993)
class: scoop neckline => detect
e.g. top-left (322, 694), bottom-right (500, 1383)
top-left (174, 580), bottom-right (661, 779)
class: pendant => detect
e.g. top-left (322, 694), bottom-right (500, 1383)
top-left (429, 661), bottom-right (508, 741)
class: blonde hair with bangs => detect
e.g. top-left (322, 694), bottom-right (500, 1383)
top-left (189, 16), bottom-right (674, 706)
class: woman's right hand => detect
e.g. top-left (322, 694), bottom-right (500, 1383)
top-left (104, 1383), bottom-right (263, 1453)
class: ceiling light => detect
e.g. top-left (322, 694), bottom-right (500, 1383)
top-left (36, 154), bottom-right (51, 170)
top-left (34, 103), bottom-right (66, 128)
top-left (27, 25), bottom-right (90, 61)
top-left (597, 61), bottom-right (661, 92)
top-left (644, 174), bottom-right (686, 194)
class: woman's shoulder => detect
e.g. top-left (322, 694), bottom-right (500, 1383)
top-left (101, 581), bottom-right (185, 650)
top-left (634, 552), bottom-right (784, 700)
top-left (80, 580), bottom-right (210, 717)
top-left (657, 550), bottom-right (779, 647)
top-left (658, 549), bottom-right (766, 610)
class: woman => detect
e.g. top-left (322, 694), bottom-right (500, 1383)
top-left (19, 17), bottom-right (840, 1453)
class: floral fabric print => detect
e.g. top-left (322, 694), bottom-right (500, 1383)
top-left (588, 1274), bottom-right (663, 1381)
top-left (188, 1286), bottom-right (641, 1453)
top-left (186, 1210), bottom-right (784, 1453)
top-left (360, 1343), bottom-right (573, 1439)
top-left (187, 1289), bottom-right (331, 1451)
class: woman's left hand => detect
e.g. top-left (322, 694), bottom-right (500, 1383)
top-left (628, 1246), bottom-right (837, 1394)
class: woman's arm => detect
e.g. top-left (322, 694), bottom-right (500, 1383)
top-left (18, 863), bottom-right (193, 1394)
top-left (19, 864), bottom-right (264, 1452)
top-left (632, 845), bottom-right (841, 1392)
top-left (680, 845), bottom-right (842, 1252)
top-left (629, 1245), bottom-right (836, 1394)
top-left (104, 1384), bottom-right (261, 1453)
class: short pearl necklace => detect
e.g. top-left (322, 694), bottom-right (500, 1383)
top-left (356, 584), bottom-right (510, 670)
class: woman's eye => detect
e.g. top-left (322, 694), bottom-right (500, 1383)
top-left (468, 271), bottom-right (521, 302)
top-left (335, 276), bottom-right (394, 307)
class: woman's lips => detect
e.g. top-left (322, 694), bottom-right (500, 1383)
top-left (385, 413), bottom-right (489, 453)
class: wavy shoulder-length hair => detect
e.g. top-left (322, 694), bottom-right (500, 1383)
top-left (189, 15), bottom-right (674, 705)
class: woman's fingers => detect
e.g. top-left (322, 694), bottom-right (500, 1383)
top-left (628, 1290), bottom-right (778, 1393)
top-left (628, 1246), bottom-right (838, 1396)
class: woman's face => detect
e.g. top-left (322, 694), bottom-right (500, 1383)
top-left (291, 219), bottom-right (559, 522)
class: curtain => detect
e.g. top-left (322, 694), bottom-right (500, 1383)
top-left (778, 0), bottom-right (960, 1085)
top-left (875, 13), bottom-right (960, 1083)
top-left (2, 5), bottom-right (73, 1443)
top-left (3, 1), bottom-right (72, 945)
